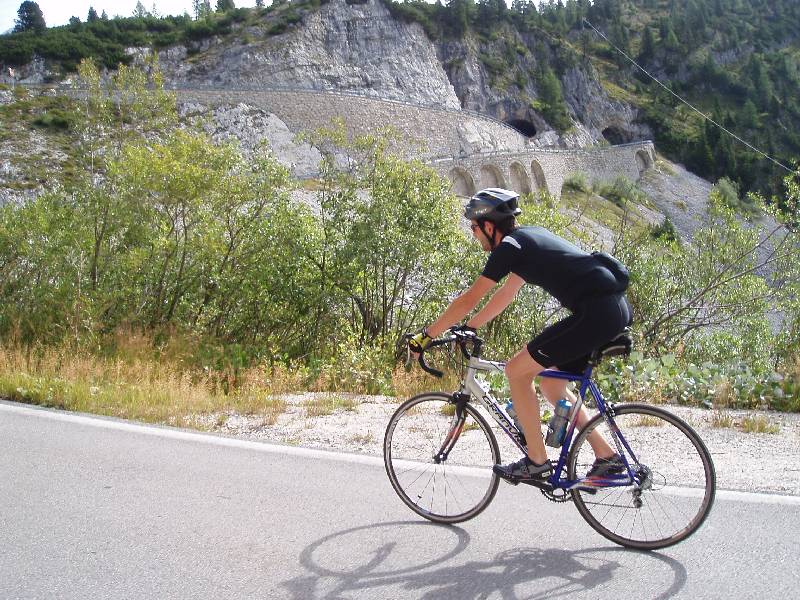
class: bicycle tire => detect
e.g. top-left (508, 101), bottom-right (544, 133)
top-left (568, 403), bottom-right (715, 550)
top-left (384, 392), bottom-right (501, 524)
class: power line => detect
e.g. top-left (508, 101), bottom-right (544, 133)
top-left (582, 18), bottom-right (796, 175)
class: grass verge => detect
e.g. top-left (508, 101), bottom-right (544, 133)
top-left (0, 341), bottom-right (294, 427)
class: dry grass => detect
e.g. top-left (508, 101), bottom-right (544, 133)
top-left (713, 380), bottom-right (736, 409)
top-left (740, 414), bottom-right (780, 434)
top-left (349, 432), bottom-right (375, 445)
top-left (632, 414), bottom-right (664, 427)
top-left (710, 410), bottom-right (736, 429)
top-left (391, 364), bottom-right (461, 399)
top-left (302, 394), bottom-right (359, 418)
top-left (0, 339), bottom-right (292, 426)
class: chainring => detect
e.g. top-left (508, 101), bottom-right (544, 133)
top-left (541, 487), bottom-right (572, 503)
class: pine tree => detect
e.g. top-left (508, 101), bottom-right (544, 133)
top-left (639, 26), bottom-right (655, 61)
top-left (133, 1), bottom-right (148, 18)
top-left (216, 0), bottom-right (235, 12)
top-left (87, 6), bottom-right (99, 22)
top-left (536, 64), bottom-right (571, 131)
top-left (13, 1), bottom-right (46, 33)
top-left (446, 0), bottom-right (470, 37)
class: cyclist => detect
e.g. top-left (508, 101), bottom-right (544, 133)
top-left (410, 188), bottom-right (632, 483)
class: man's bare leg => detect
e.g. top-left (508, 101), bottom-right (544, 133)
top-left (538, 377), bottom-right (616, 459)
top-left (504, 347), bottom-right (549, 464)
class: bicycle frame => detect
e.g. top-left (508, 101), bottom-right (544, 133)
top-left (459, 354), bottom-right (638, 490)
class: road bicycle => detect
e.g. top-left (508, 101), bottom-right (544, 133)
top-left (383, 328), bottom-right (716, 550)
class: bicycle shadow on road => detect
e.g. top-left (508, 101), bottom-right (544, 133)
top-left (280, 520), bottom-right (687, 599)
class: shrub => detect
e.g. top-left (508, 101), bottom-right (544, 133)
top-left (563, 172), bottom-right (589, 194)
top-left (594, 176), bottom-right (649, 207)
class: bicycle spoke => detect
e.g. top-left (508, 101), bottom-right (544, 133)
top-left (384, 394), bottom-right (500, 523)
top-left (568, 404), bottom-right (715, 550)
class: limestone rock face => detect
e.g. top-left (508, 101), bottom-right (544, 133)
top-left (194, 103), bottom-right (323, 178)
top-left (561, 66), bottom-right (652, 145)
top-left (157, 0), bottom-right (460, 109)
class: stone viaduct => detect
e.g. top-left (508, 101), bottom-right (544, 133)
top-left (433, 143), bottom-right (656, 199)
top-left (175, 87), bottom-right (655, 198)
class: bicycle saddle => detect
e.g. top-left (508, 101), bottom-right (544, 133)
top-left (590, 328), bottom-right (633, 363)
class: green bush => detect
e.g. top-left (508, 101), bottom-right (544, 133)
top-left (594, 176), bottom-right (649, 207)
top-left (32, 108), bottom-right (76, 131)
top-left (562, 172), bottom-right (589, 194)
top-left (649, 217), bottom-right (678, 242)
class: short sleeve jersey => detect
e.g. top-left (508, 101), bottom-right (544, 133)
top-left (481, 226), bottom-right (619, 310)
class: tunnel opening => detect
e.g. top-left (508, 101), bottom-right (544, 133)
top-left (602, 126), bottom-right (629, 145)
top-left (506, 119), bottom-right (538, 137)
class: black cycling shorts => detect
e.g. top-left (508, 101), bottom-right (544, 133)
top-left (527, 294), bottom-right (632, 373)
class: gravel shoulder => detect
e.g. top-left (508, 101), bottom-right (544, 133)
top-left (206, 392), bottom-right (800, 497)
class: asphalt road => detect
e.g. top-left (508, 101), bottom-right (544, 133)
top-left (2, 400), bottom-right (799, 600)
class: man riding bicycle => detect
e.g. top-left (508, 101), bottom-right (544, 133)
top-left (410, 188), bottom-right (632, 484)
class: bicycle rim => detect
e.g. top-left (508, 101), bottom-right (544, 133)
top-left (384, 393), bottom-right (500, 524)
top-left (568, 403), bottom-right (716, 550)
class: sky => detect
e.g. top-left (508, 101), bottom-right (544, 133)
top-left (0, 1), bottom-right (260, 34)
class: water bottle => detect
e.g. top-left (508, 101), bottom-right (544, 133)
top-left (504, 401), bottom-right (526, 445)
top-left (545, 398), bottom-right (572, 447)
top-left (504, 401), bottom-right (523, 433)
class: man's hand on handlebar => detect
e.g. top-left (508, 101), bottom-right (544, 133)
top-left (408, 324), bottom-right (476, 355)
top-left (408, 328), bottom-right (433, 354)
top-left (450, 324), bottom-right (477, 336)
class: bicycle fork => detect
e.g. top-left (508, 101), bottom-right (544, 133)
top-left (432, 393), bottom-right (470, 464)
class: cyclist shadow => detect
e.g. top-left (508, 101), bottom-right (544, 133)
top-left (281, 520), bottom-right (687, 600)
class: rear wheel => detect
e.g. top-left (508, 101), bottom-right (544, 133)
top-left (384, 393), bottom-right (500, 524)
top-left (568, 404), bottom-right (715, 550)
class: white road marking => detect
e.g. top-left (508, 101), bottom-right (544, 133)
top-left (3, 400), bottom-right (800, 506)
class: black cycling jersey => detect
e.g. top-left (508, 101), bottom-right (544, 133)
top-left (481, 226), bottom-right (621, 310)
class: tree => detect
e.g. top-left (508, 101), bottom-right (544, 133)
top-left (639, 27), bottom-right (655, 62)
top-left (193, 0), bottom-right (212, 19)
top-left (133, 1), bottom-right (148, 18)
top-left (446, 0), bottom-right (470, 37)
top-left (13, 1), bottom-right (46, 33)
top-left (87, 7), bottom-right (99, 22)
top-left (216, 0), bottom-right (235, 12)
top-left (256, 0), bottom-right (264, 6)
top-left (536, 64), bottom-right (572, 132)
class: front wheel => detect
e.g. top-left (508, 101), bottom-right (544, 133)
top-left (568, 403), bottom-right (716, 550)
top-left (384, 392), bottom-right (501, 524)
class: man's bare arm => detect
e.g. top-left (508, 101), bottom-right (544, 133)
top-left (467, 274), bottom-right (525, 329)
top-left (427, 276), bottom-right (497, 337)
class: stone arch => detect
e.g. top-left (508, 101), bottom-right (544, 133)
top-left (602, 126), bottom-right (629, 145)
top-left (505, 119), bottom-right (538, 137)
top-left (530, 160), bottom-right (548, 194)
top-left (509, 161), bottom-right (531, 195)
top-left (448, 166), bottom-right (476, 197)
top-left (480, 163), bottom-right (506, 189)
top-left (635, 149), bottom-right (653, 175)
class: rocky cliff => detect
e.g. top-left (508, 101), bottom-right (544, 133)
top-left (145, 0), bottom-right (649, 149)
top-left (155, 0), bottom-right (461, 110)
